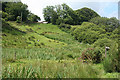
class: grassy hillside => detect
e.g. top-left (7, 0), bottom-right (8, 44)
top-left (2, 21), bottom-right (119, 78)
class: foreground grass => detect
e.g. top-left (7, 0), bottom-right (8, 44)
top-left (2, 22), bottom-right (120, 78)
top-left (2, 59), bottom-right (99, 78)
top-left (3, 59), bottom-right (119, 78)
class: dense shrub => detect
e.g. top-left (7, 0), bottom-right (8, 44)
top-left (2, 12), bottom-right (8, 21)
top-left (93, 38), bottom-right (116, 49)
top-left (92, 38), bottom-right (119, 72)
top-left (71, 26), bottom-right (77, 35)
top-left (72, 22), bottom-right (105, 44)
top-left (90, 17), bottom-right (119, 32)
top-left (103, 42), bottom-right (119, 72)
top-left (16, 16), bottom-right (21, 23)
top-left (92, 38), bottom-right (116, 58)
top-left (2, 11), bottom-right (15, 21)
top-left (58, 23), bottom-right (71, 33)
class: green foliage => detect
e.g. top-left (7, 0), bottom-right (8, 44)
top-left (92, 38), bottom-right (116, 58)
top-left (2, 11), bottom-right (8, 21)
top-left (51, 10), bottom-right (58, 24)
top-left (58, 23), bottom-right (71, 33)
top-left (110, 28), bottom-right (119, 41)
top-left (2, 60), bottom-right (99, 78)
top-left (92, 38), bottom-right (119, 72)
top-left (56, 17), bottom-right (64, 25)
top-left (28, 13), bottom-right (41, 22)
top-left (103, 43), bottom-right (119, 72)
top-left (2, 21), bottom-right (119, 78)
top-left (43, 4), bottom-right (99, 25)
top-left (72, 22), bottom-right (103, 44)
top-left (3, 2), bottom-right (29, 21)
top-left (2, 2), bottom-right (40, 23)
top-left (93, 38), bottom-right (116, 48)
top-left (90, 17), bottom-right (119, 32)
top-left (43, 6), bottom-right (56, 23)
top-left (2, 11), bottom-right (15, 21)
top-left (16, 16), bottom-right (21, 23)
top-left (75, 7), bottom-right (100, 23)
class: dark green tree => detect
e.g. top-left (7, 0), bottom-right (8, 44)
top-left (3, 2), bottom-right (29, 21)
top-left (28, 13), bottom-right (41, 22)
top-left (75, 7), bottom-right (100, 24)
top-left (43, 6), bottom-right (55, 23)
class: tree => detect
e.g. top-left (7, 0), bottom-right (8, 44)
top-left (3, 2), bottom-right (29, 21)
top-left (43, 6), bottom-right (55, 23)
top-left (43, 4), bottom-right (100, 25)
top-left (75, 7), bottom-right (100, 24)
top-left (51, 10), bottom-right (58, 24)
top-left (28, 13), bottom-right (41, 22)
top-left (56, 3), bottom-right (79, 25)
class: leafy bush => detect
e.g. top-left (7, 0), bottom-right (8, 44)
top-left (71, 26), bottom-right (78, 35)
top-left (103, 42), bottom-right (119, 72)
top-left (58, 23), bottom-right (71, 33)
top-left (93, 38), bottom-right (119, 72)
top-left (2, 11), bottom-right (9, 21)
top-left (72, 22), bottom-right (103, 44)
top-left (16, 16), bottom-right (21, 23)
top-left (90, 17), bottom-right (119, 32)
top-left (93, 38), bottom-right (115, 48)
top-left (92, 38), bottom-right (116, 58)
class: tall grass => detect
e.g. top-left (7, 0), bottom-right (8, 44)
top-left (2, 60), bottom-right (99, 78)
top-left (2, 47), bottom-right (84, 63)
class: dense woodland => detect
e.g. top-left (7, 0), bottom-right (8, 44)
top-left (1, 1), bottom-right (120, 78)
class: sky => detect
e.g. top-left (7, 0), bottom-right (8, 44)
top-left (21, 0), bottom-right (119, 21)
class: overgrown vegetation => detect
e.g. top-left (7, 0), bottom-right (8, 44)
top-left (2, 1), bottom-right (120, 78)
top-left (71, 17), bottom-right (119, 73)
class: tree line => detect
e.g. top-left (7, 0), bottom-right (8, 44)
top-left (43, 3), bottom-right (100, 25)
top-left (2, 2), bottom-right (41, 23)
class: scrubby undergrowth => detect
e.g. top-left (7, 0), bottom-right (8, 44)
top-left (2, 21), bottom-right (120, 78)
